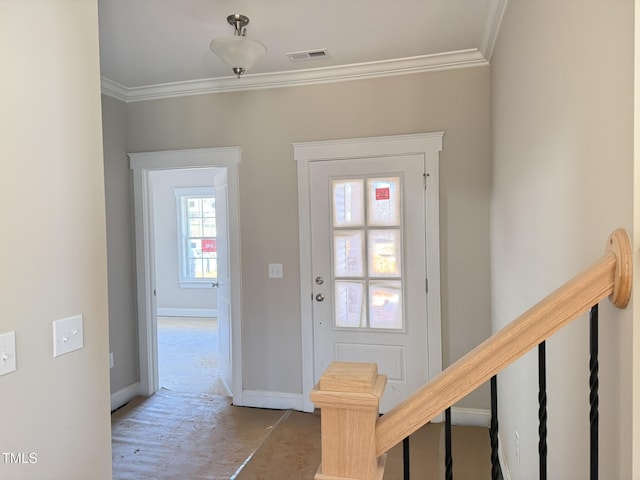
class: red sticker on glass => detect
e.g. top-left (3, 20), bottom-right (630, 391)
top-left (375, 187), bottom-right (390, 200)
top-left (202, 239), bottom-right (217, 252)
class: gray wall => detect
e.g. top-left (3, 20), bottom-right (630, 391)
top-left (102, 67), bottom-right (492, 408)
top-left (491, 0), bottom-right (634, 477)
top-left (114, 66), bottom-right (493, 407)
top-left (0, 2), bottom-right (113, 478)
top-left (150, 168), bottom-right (219, 314)
top-left (102, 95), bottom-right (140, 395)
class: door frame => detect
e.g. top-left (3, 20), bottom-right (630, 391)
top-left (294, 133), bottom-right (444, 413)
top-left (129, 147), bottom-right (244, 404)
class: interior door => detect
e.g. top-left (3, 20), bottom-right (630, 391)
top-left (214, 170), bottom-right (233, 394)
top-left (310, 154), bottom-right (428, 413)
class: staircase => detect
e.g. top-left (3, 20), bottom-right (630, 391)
top-left (311, 229), bottom-right (632, 480)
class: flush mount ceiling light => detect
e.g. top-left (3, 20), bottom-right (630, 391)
top-left (210, 14), bottom-right (267, 78)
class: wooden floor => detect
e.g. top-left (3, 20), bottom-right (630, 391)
top-left (112, 317), bottom-right (493, 479)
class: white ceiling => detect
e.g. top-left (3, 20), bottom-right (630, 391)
top-left (98, 0), bottom-right (507, 101)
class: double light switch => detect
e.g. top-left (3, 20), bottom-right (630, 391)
top-left (53, 315), bottom-right (84, 357)
top-left (0, 331), bottom-right (16, 376)
top-left (0, 314), bottom-right (85, 378)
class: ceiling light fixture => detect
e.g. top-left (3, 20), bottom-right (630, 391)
top-left (210, 14), bottom-right (267, 78)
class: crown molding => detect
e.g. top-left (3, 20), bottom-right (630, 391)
top-left (101, 77), bottom-right (130, 103)
top-left (480, 0), bottom-right (510, 60)
top-left (101, 49), bottom-right (488, 103)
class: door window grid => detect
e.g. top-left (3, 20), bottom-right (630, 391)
top-left (331, 176), bottom-right (404, 330)
top-left (176, 191), bottom-right (217, 284)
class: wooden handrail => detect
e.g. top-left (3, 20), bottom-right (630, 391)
top-left (374, 228), bottom-right (632, 457)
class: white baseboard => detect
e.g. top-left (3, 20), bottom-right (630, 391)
top-left (498, 432), bottom-right (512, 480)
top-left (449, 408), bottom-right (508, 477)
top-left (450, 407), bottom-right (491, 427)
top-left (238, 390), bottom-right (304, 411)
top-left (157, 308), bottom-right (218, 318)
top-left (111, 382), bottom-right (141, 411)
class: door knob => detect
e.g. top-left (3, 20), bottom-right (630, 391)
top-left (315, 293), bottom-right (325, 302)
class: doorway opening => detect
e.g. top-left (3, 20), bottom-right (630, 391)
top-left (130, 147), bottom-right (243, 404)
top-left (149, 168), bottom-right (230, 396)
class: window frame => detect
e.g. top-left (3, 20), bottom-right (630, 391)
top-left (174, 186), bottom-right (217, 288)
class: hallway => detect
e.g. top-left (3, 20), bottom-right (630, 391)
top-left (111, 317), bottom-right (492, 479)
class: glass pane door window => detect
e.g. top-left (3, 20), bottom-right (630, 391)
top-left (332, 176), bottom-right (403, 330)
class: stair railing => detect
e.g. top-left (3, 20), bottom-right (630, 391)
top-left (311, 228), bottom-right (632, 480)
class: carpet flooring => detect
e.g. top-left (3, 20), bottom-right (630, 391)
top-left (157, 316), bottom-right (229, 396)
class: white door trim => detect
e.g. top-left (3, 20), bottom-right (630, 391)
top-left (129, 147), bottom-right (244, 405)
top-left (293, 133), bottom-right (444, 413)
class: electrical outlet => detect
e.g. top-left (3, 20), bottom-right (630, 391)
top-left (515, 430), bottom-right (520, 463)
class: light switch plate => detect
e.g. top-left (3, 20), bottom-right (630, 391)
top-left (53, 315), bottom-right (84, 357)
top-left (0, 331), bottom-right (16, 376)
top-left (268, 263), bottom-right (283, 278)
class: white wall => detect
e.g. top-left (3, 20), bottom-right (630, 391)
top-left (491, 0), bottom-right (634, 478)
top-left (151, 168), bottom-right (219, 315)
top-left (0, 2), bottom-right (112, 479)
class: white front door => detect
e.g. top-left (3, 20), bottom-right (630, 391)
top-left (310, 154), bottom-right (429, 413)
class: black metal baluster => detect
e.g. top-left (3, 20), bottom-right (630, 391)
top-left (403, 436), bottom-right (410, 480)
top-left (590, 304), bottom-right (599, 480)
top-left (538, 341), bottom-right (547, 480)
top-left (445, 407), bottom-right (453, 480)
top-left (490, 376), bottom-right (499, 480)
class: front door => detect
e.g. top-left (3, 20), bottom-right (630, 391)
top-left (310, 154), bottom-right (429, 413)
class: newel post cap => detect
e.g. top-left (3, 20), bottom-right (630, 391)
top-left (311, 362), bottom-right (387, 409)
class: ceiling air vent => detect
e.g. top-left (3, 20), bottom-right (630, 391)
top-left (286, 49), bottom-right (329, 62)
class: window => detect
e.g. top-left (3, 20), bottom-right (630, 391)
top-left (175, 187), bottom-right (216, 287)
top-left (332, 176), bottom-right (404, 330)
